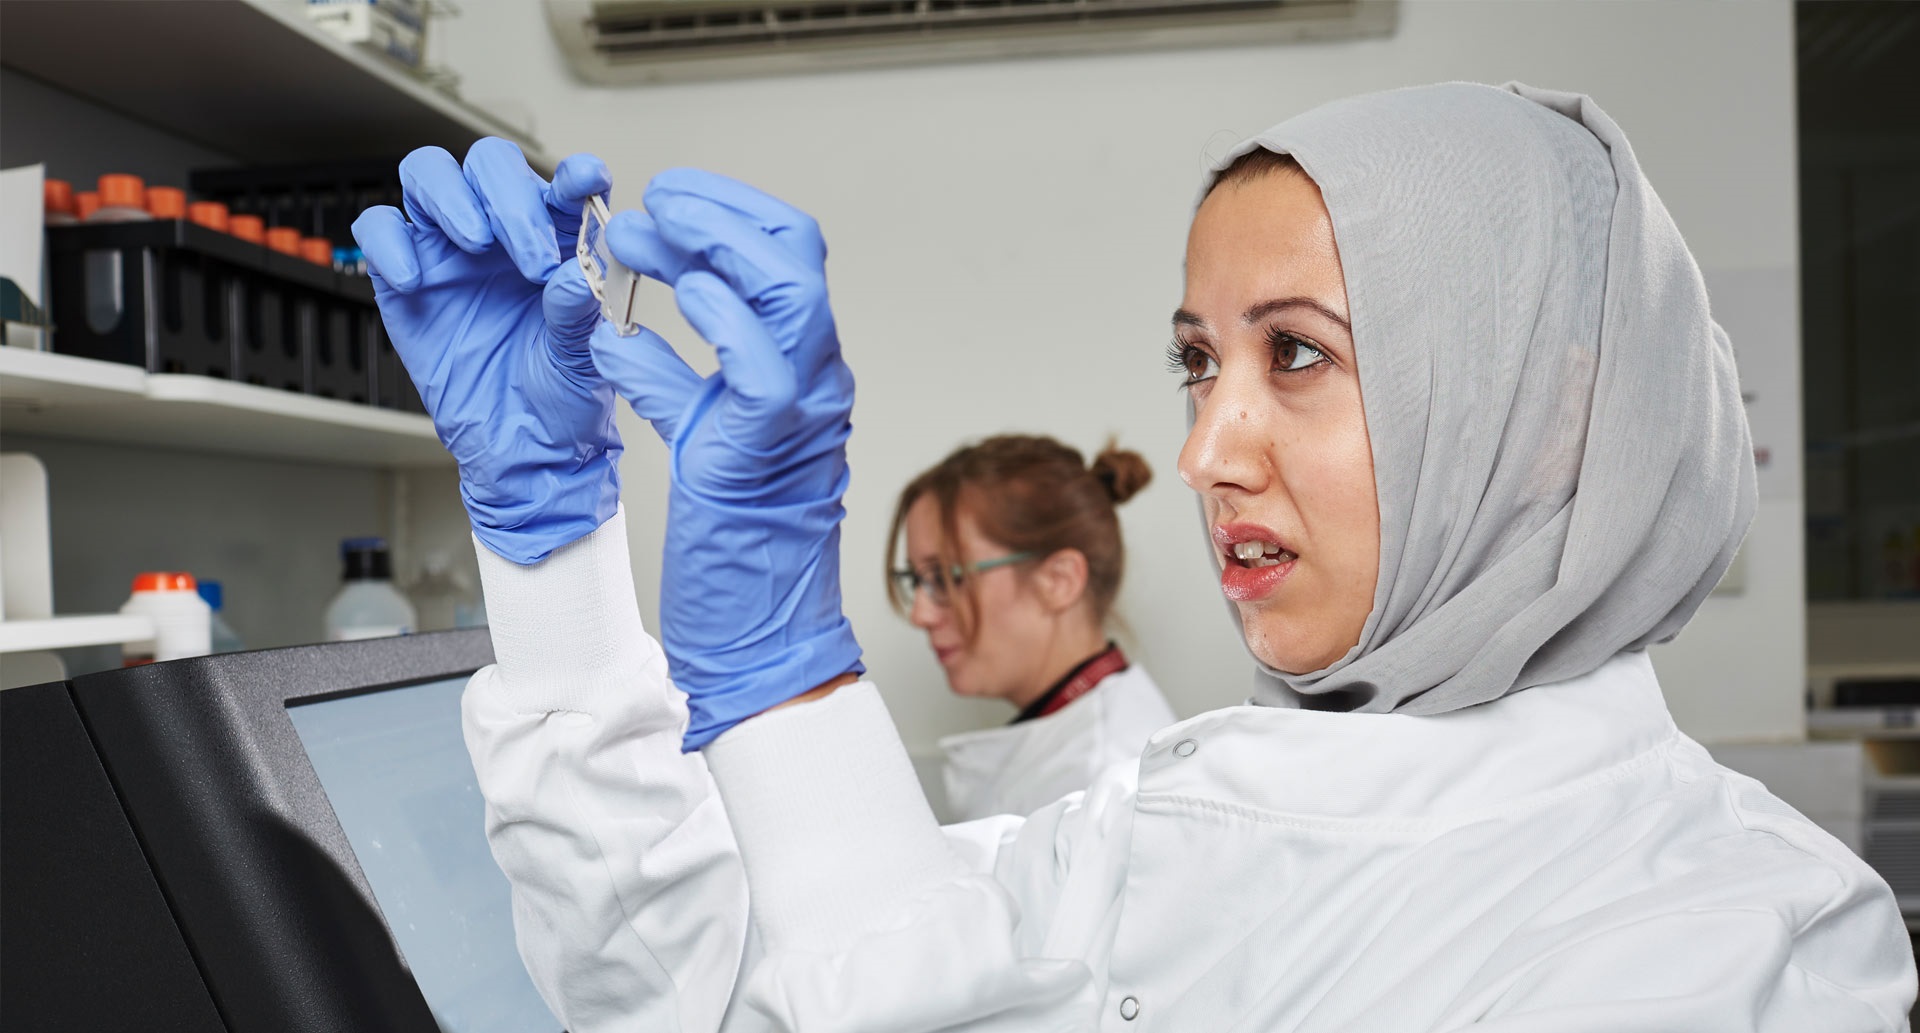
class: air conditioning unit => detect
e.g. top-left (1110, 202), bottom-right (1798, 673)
top-left (546, 0), bottom-right (1398, 84)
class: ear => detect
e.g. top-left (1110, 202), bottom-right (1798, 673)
top-left (1033, 548), bottom-right (1090, 614)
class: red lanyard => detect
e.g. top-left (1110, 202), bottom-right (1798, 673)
top-left (1020, 644), bottom-right (1130, 722)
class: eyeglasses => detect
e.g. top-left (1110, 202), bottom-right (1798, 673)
top-left (890, 552), bottom-right (1036, 608)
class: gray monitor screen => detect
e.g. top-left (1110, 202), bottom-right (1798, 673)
top-left (288, 676), bottom-right (560, 1033)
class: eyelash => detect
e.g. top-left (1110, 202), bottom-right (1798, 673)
top-left (1164, 340), bottom-right (1208, 384)
top-left (1164, 329), bottom-right (1330, 388)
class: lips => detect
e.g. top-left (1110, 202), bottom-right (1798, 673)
top-left (1213, 522), bottom-right (1299, 603)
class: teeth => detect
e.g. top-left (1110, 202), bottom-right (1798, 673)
top-left (1230, 540), bottom-right (1291, 565)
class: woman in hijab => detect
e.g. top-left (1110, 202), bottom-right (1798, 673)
top-left (889, 435), bottom-right (1176, 821)
top-left (365, 83), bottom-right (1914, 1030)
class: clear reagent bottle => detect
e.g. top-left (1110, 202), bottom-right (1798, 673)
top-left (325, 538), bottom-right (417, 641)
top-left (197, 579), bottom-right (246, 654)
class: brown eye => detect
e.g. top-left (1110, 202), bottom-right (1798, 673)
top-left (1165, 341), bottom-right (1220, 386)
top-left (1272, 338), bottom-right (1297, 370)
top-left (1265, 328), bottom-right (1329, 372)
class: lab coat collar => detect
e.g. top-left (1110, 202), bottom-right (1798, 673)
top-left (1141, 651), bottom-right (1677, 825)
top-left (941, 668), bottom-right (1111, 759)
top-left (938, 664), bottom-right (1173, 821)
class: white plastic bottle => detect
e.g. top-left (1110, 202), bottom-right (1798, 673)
top-left (325, 538), bottom-right (416, 641)
top-left (121, 572), bottom-right (212, 665)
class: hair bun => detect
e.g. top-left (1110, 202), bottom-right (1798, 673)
top-left (1090, 442), bottom-right (1152, 505)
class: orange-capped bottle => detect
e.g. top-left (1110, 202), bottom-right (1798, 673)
top-left (44, 178), bottom-right (79, 225)
top-left (91, 173), bottom-right (151, 222)
top-left (264, 226), bottom-right (303, 256)
top-left (145, 186), bottom-right (188, 219)
top-left (299, 236), bottom-right (334, 267)
top-left (119, 572), bottom-right (212, 665)
top-left (228, 214), bottom-right (265, 244)
top-left (188, 201), bottom-right (230, 233)
top-left (75, 190), bottom-right (103, 221)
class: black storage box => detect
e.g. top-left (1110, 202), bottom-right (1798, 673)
top-left (46, 220), bottom-right (255, 379)
top-left (191, 160), bottom-right (402, 248)
top-left (372, 316), bottom-right (424, 415)
top-left (45, 221), bottom-right (420, 412)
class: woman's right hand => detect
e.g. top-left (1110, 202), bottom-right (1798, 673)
top-left (587, 169), bottom-right (865, 750)
top-left (353, 139), bottom-right (623, 565)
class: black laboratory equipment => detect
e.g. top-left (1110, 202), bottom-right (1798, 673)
top-left (0, 630), bottom-right (562, 1033)
top-left (43, 220), bottom-right (389, 405)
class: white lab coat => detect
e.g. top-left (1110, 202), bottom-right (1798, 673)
top-left (939, 663), bottom-right (1175, 821)
top-left (464, 516), bottom-right (1916, 1033)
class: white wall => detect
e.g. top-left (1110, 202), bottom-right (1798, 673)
top-left (437, 0), bottom-right (1803, 750)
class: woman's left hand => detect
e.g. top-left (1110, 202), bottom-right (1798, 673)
top-left (589, 169), bottom-right (864, 750)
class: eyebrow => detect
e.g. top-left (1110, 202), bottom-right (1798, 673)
top-left (1172, 297), bottom-right (1351, 333)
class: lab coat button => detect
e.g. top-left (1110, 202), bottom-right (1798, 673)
top-left (1173, 738), bottom-right (1198, 758)
top-left (1119, 996), bottom-right (1141, 1020)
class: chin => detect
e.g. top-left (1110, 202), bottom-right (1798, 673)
top-left (1241, 610), bottom-right (1333, 676)
top-left (943, 671), bottom-right (982, 698)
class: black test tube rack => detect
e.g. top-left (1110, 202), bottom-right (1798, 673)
top-left (45, 220), bottom-right (422, 414)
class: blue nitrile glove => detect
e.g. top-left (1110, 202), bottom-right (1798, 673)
top-left (352, 139), bottom-right (622, 565)
top-left (587, 169), bottom-right (864, 750)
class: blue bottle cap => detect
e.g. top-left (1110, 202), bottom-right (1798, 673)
top-left (197, 580), bottom-right (224, 611)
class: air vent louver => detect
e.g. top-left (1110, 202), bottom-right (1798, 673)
top-left (548, 0), bottom-right (1397, 82)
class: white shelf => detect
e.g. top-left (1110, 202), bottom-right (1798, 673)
top-left (0, 0), bottom-right (549, 170)
top-left (0, 348), bottom-right (449, 469)
top-left (0, 614), bottom-right (153, 654)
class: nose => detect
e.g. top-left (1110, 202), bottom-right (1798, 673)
top-left (1178, 377), bottom-right (1272, 500)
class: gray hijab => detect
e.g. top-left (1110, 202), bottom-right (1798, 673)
top-left (1202, 82), bottom-right (1755, 715)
